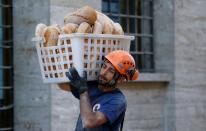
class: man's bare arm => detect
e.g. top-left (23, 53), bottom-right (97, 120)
top-left (57, 83), bottom-right (71, 91)
top-left (80, 92), bottom-right (108, 128)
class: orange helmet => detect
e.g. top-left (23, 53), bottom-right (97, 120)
top-left (105, 50), bottom-right (139, 80)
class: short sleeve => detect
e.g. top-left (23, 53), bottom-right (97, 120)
top-left (98, 96), bottom-right (126, 124)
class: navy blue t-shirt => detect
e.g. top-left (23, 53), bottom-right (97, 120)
top-left (75, 82), bottom-right (127, 131)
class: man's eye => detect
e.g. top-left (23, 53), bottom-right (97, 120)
top-left (102, 64), bottom-right (106, 68)
top-left (109, 69), bottom-right (115, 73)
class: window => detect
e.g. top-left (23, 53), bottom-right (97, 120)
top-left (102, 0), bottom-right (154, 72)
top-left (0, 0), bottom-right (13, 130)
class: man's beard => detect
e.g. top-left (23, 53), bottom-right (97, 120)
top-left (98, 75), bottom-right (116, 88)
top-left (98, 75), bottom-right (108, 85)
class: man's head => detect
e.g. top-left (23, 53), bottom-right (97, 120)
top-left (98, 50), bottom-right (139, 88)
top-left (98, 60), bottom-right (117, 87)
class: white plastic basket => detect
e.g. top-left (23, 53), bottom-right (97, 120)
top-left (32, 33), bottom-right (134, 83)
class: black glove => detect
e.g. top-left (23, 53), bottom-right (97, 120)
top-left (70, 80), bottom-right (98, 99)
top-left (66, 67), bottom-right (88, 95)
top-left (70, 84), bottom-right (80, 99)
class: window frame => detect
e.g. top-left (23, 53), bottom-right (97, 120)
top-left (102, 0), bottom-right (155, 72)
top-left (0, 0), bottom-right (14, 130)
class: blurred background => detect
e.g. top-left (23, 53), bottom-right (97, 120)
top-left (0, 0), bottom-right (206, 131)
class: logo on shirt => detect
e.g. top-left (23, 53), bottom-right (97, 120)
top-left (93, 104), bottom-right (101, 112)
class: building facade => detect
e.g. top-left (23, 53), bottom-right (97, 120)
top-left (0, 0), bottom-right (206, 131)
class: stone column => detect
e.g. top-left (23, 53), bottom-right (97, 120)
top-left (13, 0), bottom-right (51, 131)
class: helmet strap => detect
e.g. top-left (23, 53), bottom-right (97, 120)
top-left (106, 71), bottom-right (120, 88)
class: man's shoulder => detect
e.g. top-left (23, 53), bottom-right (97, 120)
top-left (87, 80), bottom-right (99, 86)
top-left (102, 90), bottom-right (126, 104)
top-left (109, 89), bottom-right (125, 97)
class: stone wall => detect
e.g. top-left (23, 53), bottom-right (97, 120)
top-left (175, 0), bottom-right (206, 131)
top-left (119, 82), bottom-right (169, 131)
top-left (13, 0), bottom-right (51, 131)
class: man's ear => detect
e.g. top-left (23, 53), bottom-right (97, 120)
top-left (117, 76), bottom-right (126, 83)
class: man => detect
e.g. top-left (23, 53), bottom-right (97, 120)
top-left (58, 50), bottom-right (139, 131)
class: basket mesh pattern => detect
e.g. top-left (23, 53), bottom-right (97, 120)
top-left (83, 38), bottom-right (126, 80)
top-left (34, 34), bottom-right (133, 83)
top-left (36, 38), bottom-right (73, 83)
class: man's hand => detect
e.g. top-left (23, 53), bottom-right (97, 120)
top-left (66, 67), bottom-right (88, 95)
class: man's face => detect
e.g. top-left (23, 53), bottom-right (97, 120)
top-left (98, 60), bottom-right (116, 85)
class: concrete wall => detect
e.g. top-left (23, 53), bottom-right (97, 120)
top-left (119, 82), bottom-right (169, 131)
top-left (13, 0), bottom-right (51, 131)
top-left (174, 0), bottom-right (206, 131)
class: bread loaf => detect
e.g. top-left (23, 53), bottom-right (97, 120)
top-left (102, 20), bottom-right (113, 34)
top-left (92, 21), bottom-right (103, 34)
top-left (112, 23), bottom-right (124, 35)
top-left (77, 22), bottom-right (92, 33)
top-left (74, 6), bottom-right (97, 25)
top-left (43, 26), bottom-right (60, 47)
top-left (36, 7), bottom-right (125, 46)
top-left (35, 23), bottom-right (47, 37)
top-left (64, 6), bottom-right (97, 25)
top-left (96, 11), bottom-right (114, 34)
top-left (62, 23), bottom-right (78, 34)
top-left (64, 15), bottom-right (90, 25)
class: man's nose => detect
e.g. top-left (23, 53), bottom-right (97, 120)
top-left (101, 68), bottom-right (109, 75)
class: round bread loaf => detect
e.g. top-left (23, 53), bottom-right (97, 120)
top-left (77, 22), bottom-right (92, 33)
top-left (63, 23), bottom-right (79, 34)
top-left (64, 6), bottom-right (97, 25)
top-left (93, 21), bottom-right (103, 34)
top-left (96, 11), bottom-right (114, 26)
top-left (74, 6), bottom-right (97, 25)
top-left (102, 20), bottom-right (113, 34)
top-left (35, 23), bottom-right (47, 37)
top-left (64, 15), bottom-right (90, 25)
top-left (43, 26), bottom-right (60, 47)
top-left (112, 23), bottom-right (124, 35)
top-left (96, 11), bottom-right (114, 34)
